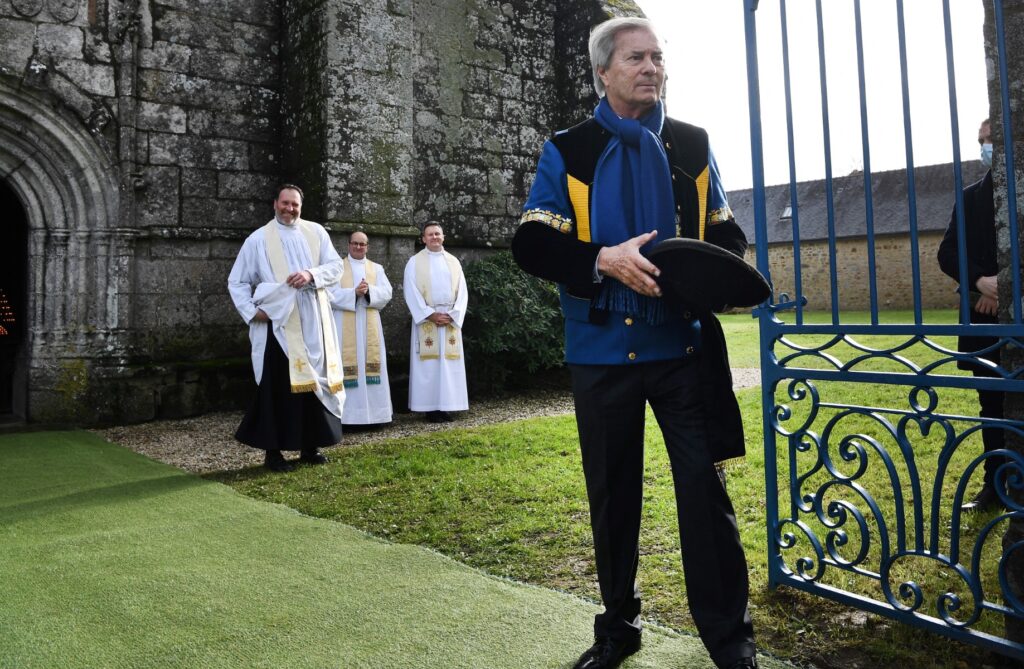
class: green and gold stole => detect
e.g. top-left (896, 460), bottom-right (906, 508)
top-left (340, 257), bottom-right (382, 387)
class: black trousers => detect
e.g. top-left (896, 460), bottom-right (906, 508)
top-left (977, 387), bottom-right (1007, 487)
top-left (235, 324), bottom-right (342, 452)
top-left (570, 358), bottom-right (755, 667)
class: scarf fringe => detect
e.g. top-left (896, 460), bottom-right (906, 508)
top-left (366, 375), bottom-right (381, 385)
top-left (343, 379), bottom-right (359, 389)
top-left (593, 280), bottom-right (666, 326)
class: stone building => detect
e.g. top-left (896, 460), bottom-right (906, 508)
top-left (0, 0), bottom-right (640, 424)
top-left (730, 160), bottom-right (988, 313)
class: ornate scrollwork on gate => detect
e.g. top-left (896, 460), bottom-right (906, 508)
top-left (771, 375), bottom-right (1024, 631)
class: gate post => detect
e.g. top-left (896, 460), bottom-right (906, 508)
top-left (986, 0), bottom-right (1024, 644)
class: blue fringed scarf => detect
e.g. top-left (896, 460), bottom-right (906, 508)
top-left (591, 98), bottom-right (677, 325)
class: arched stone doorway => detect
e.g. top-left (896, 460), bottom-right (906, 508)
top-left (0, 77), bottom-right (125, 423)
top-left (0, 179), bottom-right (27, 420)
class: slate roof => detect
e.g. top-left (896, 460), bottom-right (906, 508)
top-left (729, 160), bottom-right (988, 245)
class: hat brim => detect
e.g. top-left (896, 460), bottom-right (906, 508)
top-left (647, 238), bottom-right (770, 311)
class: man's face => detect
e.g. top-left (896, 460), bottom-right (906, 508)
top-left (348, 232), bottom-right (369, 260)
top-left (422, 225), bottom-right (445, 252)
top-left (597, 28), bottom-right (665, 119)
top-left (274, 188), bottom-right (302, 225)
top-left (979, 121), bottom-right (992, 146)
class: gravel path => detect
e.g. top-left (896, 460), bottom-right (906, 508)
top-left (95, 368), bottom-right (761, 475)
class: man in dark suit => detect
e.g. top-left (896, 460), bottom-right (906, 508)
top-left (937, 118), bottom-right (1006, 512)
top-left (512, 16), bottom-right (756, 669)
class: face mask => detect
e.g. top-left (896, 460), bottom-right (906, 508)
top-left (981, 142), bottom-right (993, 168)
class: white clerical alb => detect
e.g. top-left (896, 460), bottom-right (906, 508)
top-left (329, 256), bottom-right (394, 425)
top-left (403, 249), bottom-right (469, 412)
top-left (227, 219), bottom-right (346, 417)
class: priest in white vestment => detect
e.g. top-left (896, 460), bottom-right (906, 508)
top-left (329, 231), bottom-right (393, 426)
top-left (402, 222), bottom-right (469, 422)
top-left (227, 184), bottom-right (345, 472)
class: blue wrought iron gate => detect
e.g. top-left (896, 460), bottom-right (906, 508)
top-left (742, 0), bottom-right (1024, 658)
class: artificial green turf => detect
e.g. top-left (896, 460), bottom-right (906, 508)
top-left (0, 431), bottom-right (793, 669)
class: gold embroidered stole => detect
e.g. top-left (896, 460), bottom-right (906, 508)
top-left (414, 249), bottom-right (462, 361)
top-left (340, 257), bottom-right (382, 387)
top-left (263, 220), bottom-right (344, 394)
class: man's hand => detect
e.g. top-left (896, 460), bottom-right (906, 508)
top-left (427, 312), bottom-right (453, 326)
top-left (596, 230), bottom-right (662, 297)
top-left (976, 294), bottom-right (999, 316)
top-left (287, 270), bottom-right (314, 288)
top-left (976, 275), bottom-right (998, 300)
top-left (355, 279), bottom-right (369, 297)
top-left (252, 309), bottom-right (270, 322)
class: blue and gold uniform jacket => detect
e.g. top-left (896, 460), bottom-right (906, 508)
top-left (512, 115), bottom-right (749, 461)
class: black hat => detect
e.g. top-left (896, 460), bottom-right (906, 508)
top-left (647, 238), bottom-right (770, 312)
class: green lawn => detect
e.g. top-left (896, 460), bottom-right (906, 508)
top-left (3, 431), bottom-right (799, 668)
top-left (211, 309), bottom-right (1020, 669)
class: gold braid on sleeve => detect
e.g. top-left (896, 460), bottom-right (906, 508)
top-left (708, 204), bottom-right (735, 225)
top-left (520, 208), bottom-right (574, 234)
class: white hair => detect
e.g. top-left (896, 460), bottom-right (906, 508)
top-left (588, 17), bottom-right (659, 98)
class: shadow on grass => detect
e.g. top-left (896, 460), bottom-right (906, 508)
top-left (1, 474), bottom-right (208, 523)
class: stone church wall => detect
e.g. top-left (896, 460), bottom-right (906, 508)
top-left (0, 0), bottom-right (642, 424)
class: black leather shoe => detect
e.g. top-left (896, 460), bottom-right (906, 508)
top-left (721, 657), bottom-right (758, 669)
top-left (299, 449), bottom-right (328, 465)
top-left (438, 411), bottom-right (454, 422)
top-left (962, 484), bottom-right (1004, 513)
top-left (264, 450), bottom-right (295, 473)
top-left (572, 637), bottom-right (641, 669)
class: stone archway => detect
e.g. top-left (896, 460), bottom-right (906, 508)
top-left (0, 179), bottom-right (27, 419)
top-left (0, 78), bottom-right (127, 422)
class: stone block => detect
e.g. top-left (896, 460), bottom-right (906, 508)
top-left (139, 71), bottom-right (276, 115)
top-left (200, 292), bottom-right (238, 327)
top-left (439, 164), bottom-right (488, 194)
top-left (154, 9), bottom-right (276, 59)
top-left (218, 171), bottom-right (278, 200)
top-left (138, 41), bottom-right (191, 71)
top-left (83, 33), bottom-right (111, 63)
top-left (248, 142), bottom-right (278, 173)
top-left (0, 18), bottom-right (35, 70)
top-left (149, 239), bottom-right (211, 260)
top-left (181, 168), bottom-right (217, 197)
top-left (190, 48), bottom-right (278, 87)
top-left (189, 109), bottom-right (278, 142)
top-left (136, 165), bottom-right (181, 228)
top-left (138, 100), bottom-right (187, 133)
top-left (519, 125), bottom-right (545, 156)
top-left (149, 133), bottom-right (249, 170)
top-left (462, 91), bottom-right (502, 120)
top-left (181, 197), bottom-right (267, 229)
top-left (387, 0), bottom-right (411, 17)
top-left (210, 238), bottom-right (246, 259)
top-left (153, 0), bottom-right (278, 27)
top-left (473, 193), bottom-right (507, 216)
top-left (135, 131), bottom-right (149, 164)
top-left (324, 190), bottom-right (362, 222)
top-left (361, 193), bottom-right (412, 224)
top-left (489, 69), bottom-right (521, 98)
top-left (35, 23), bottom-right (83, 59)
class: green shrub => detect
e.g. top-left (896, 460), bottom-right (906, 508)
top-left (463, 251), bottom-right (565, 393)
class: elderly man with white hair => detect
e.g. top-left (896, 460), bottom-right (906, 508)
top-left (513, 17), bottom-right (757, 669)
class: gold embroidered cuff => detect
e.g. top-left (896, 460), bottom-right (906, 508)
top-left (521, 208), bottom-right (574, 234)
top-left (708, 205), bottom-right (734, 225)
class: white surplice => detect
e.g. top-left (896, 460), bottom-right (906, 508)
top-left (227, 218), bottom-right (345, 417)
top-left (402, 249), bottom-right (469, 412)
top-left (329, 257), bottom-right (394, 425)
